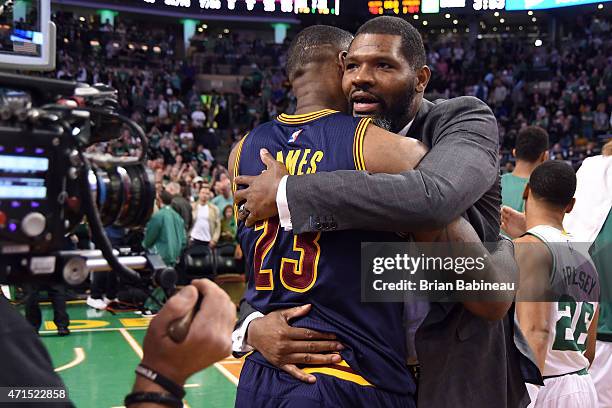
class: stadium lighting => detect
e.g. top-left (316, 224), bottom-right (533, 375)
top-left (224, 28), bottom-right (230, 34)
top-left (477, 34), bottom-right (483, 39)
top-left (453, 19), bottom-right (458, 24)
top-left (445, 13), bottom-right (451, 18)
top-left (519, 26), bottom-right (523, 30)
top-left (79, 16), bottom-right (86, 22)
top-left (453, 28), bottom-right (457, 33)
top-left (63, 38), bottom-right (69, 44)
top-left (500, 18), bottom-right (505, 23)
top-left (494, 11), bottom-right (499, 16)
top-left (413, 14), bottom-right (419, 19)
top-left (153, 46), bottom-right (162, 53)
top-left (465, 27), bottom-right (470, 32)
top-left (493, 27), bottom-right (498, 31)
top-left (534, 39), bottom-right (542, 47)
top-left (597, 3), bottom-right (603, 8)
top-left (441, 28), bottom-right (445, 33)
top-left (423, 20), bottom-right (428, 25)
top-left (528, 10), bottom-right (533, 15)
top-left (141, 45), bottom-right (148, 51)
top-left (532, 17), bottom-right (537, 22)
top-left (198, 27), bottom-right (203, 32)
top-left (202, 24), bottom-right (208, 29)
top-left (128, 44), bottom-right (135, 50)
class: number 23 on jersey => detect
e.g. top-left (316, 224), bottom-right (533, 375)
top-left (252, 217), bottom-right (322, 293)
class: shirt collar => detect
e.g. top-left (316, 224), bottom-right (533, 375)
top-left (398, 119), bottom-right (414, 136)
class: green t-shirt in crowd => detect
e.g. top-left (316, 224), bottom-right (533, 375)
top-left (501, 173), bottom-right (529, 212)
top-left (591, 208), bottom-right (612, 339)
top-left (142, 206), bottom-right (186, 267)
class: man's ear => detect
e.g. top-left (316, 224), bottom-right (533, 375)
top-left (338, 51), bottom-right (347, 69)
top-left (523, 184), bottom-right (530, 201)
top-left (565, 197), bottom-right (576, 214)
top-left (542, 151), bottom-right (550, 162)
top-left (512, 148), bottom-right (517, 158)
top-left (416, 65), bottom-right (431, 93)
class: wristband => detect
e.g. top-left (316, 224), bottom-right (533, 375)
top-left (135, 364), bottom-right (186, 399)
top-left (124, 392), bottom-right (182, 408)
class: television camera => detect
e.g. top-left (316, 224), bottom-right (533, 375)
top-left (0, 1), bottom-right (176, 295)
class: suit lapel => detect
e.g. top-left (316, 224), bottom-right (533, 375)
top-left (406, 99), bottom-right (434, 143)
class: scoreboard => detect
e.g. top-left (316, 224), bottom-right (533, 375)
top-left (56, 0), bottom-right (341, 16)
top-left (137, 0), bottom-right (339, 14)
top-left (367, 0), bottom-right (607, 13)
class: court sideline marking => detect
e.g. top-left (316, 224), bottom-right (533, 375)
top-left (55, 348), bottom-right (86, 372)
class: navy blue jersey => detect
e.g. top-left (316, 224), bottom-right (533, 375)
top-left (234, 110), bottom-right (414, 395)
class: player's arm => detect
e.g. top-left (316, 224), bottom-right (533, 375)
top-left (585, 305), bottom-right (599, 366)
top-left (515, 235), bottom-right (554, 372)
top-left (363, 126), bottom-right (512, 320)
top-left (415, 217), bottom-right (514, 320)
top-left (362, 123), bottom-right (428, 173)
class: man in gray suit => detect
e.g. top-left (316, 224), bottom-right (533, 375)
top-left (233, 17), bottom-right (540, 407)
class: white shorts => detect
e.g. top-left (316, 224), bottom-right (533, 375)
top-left (591, 340), bottom-right (612, 408)
top-left (534, 373), bottom-right (598, 408)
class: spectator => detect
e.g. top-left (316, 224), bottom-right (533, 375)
top-left (219, 205), bottom-right (237, 246)
top-left (501, 126), bottom-right (550, 213)
top-left (142, 188), bottom-right (186, 267)
top-left (167, 182), bottom-right (193, 232)
top-left (190, 186), bottom-right (221, 250)
top-left (211, 177), bottom-right (233, 213)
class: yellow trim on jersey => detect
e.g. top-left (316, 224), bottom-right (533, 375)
top-left (240, 351), bottom-right (255, 360)
top-left (276, 109), bottom-right (338, 125)
top-left (232, 133), bottom-right (249, 225)
top-left (353, 118), bottom-right (370, 171)
top-left (302, 363), bottom-right (374, 387)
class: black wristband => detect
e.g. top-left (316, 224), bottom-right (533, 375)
top-left (124, 392), bottom-right (182, 408)
top-left (135, 364), bottom-right (186, 399)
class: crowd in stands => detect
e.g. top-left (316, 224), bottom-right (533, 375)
top-left (46, 11), bottom-right (610, 272)
top-left (51, 11), bottom-right (610, 176)
top-left (423, 16), bottom-right (611, 170)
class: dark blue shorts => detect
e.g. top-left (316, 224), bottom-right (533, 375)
top-left (235, 359), bottom-right (415, 408)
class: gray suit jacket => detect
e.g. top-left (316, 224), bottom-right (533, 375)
top-left (279, 97), bottom-right (542, 407)
top-left (286, 97), bottom-right (501, 242)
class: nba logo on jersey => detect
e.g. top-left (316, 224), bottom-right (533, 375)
top-left (288, 129), bottom-right (303, 144)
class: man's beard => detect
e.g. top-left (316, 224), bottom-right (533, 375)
top-left (372, 117), bottom-right (393, 131)
top-left (366, 87), bottom-right (417, 133)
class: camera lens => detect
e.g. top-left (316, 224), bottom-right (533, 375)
top-left (90, 163), bottom-right (154, 229)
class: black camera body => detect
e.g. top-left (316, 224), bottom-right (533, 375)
top-left (0, 73), bottom-right (159, 286)
top-left (0, 113), bottom-right (73, 253)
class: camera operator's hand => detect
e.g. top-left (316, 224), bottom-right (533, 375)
top-left (136, 279), bottom-right (235, 388)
